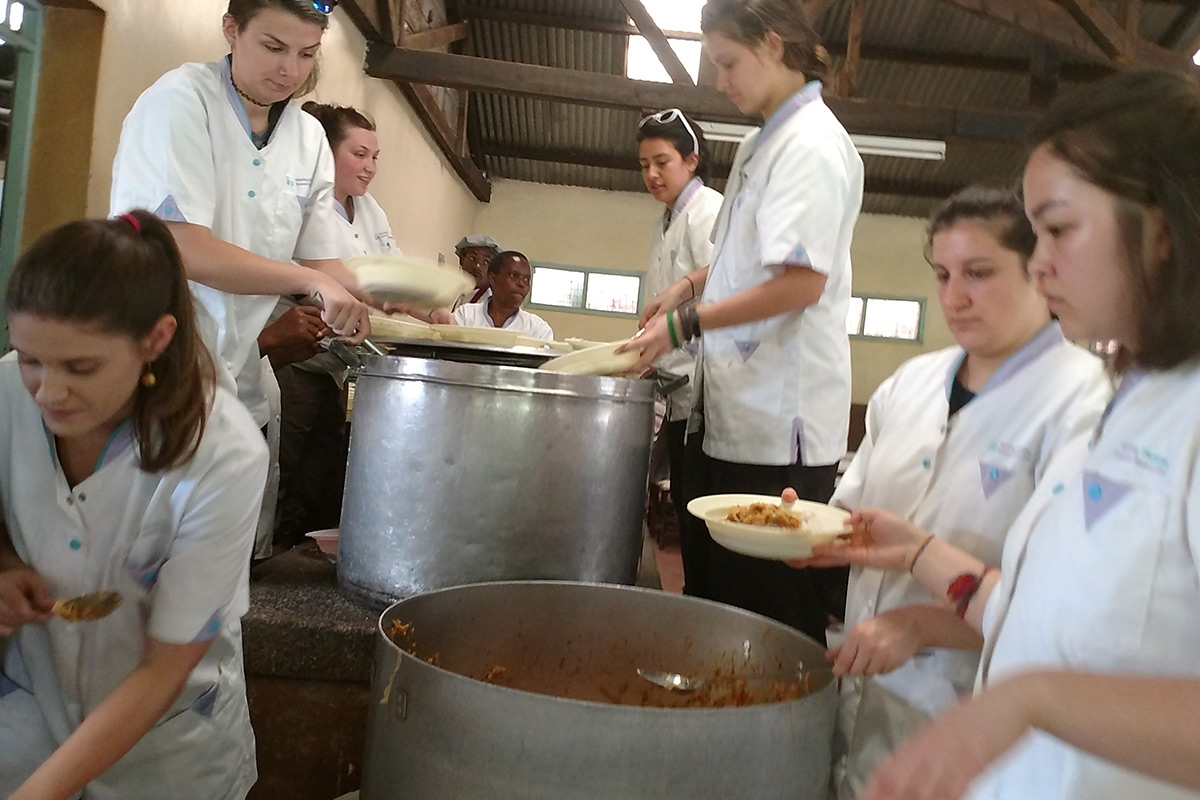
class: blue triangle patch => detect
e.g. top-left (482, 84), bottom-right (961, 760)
top-left (734, 340), bottom-right (760, 362)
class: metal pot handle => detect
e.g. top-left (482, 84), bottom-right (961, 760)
top-left (650, 369), bottom-right (689, 398)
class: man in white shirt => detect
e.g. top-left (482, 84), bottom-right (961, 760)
top-left (452, 251), bottom-right (554, 341)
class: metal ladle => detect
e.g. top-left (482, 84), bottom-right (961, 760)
top-left (636, 664), bottom-right (832, 692)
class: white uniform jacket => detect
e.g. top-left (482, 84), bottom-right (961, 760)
top-left (453, 300), bottom-right (554, 341)
top-left (697, 81), bottom-right (863, 466)
top-left (110, 56), bottom-right (342, 427)
top-left (968, 363), bottom-right (1200, 800)
top-left (646, 177), bottom-right (722, 421)
top-left (0, 354), bottom-right (268, 800)
top-left (829, 323), bottom-right (1110, 797)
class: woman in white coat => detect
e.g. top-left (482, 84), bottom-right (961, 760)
top-left (0, 211), bottom-right (267, 800)
top-left (636, 107), bottom-right (723, 594)
top-left (808, 70), bottom-right (1200, 800)
top-left (110, 0), bottom-right (372, 429)
top-left (821, 186), bottom-right (1109, 798)
top-left (262, 101), bottom-right (398, 549)
top-left (624, 0), bottom-right (863, 640)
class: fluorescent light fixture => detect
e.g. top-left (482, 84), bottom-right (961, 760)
top-left (695, 120), bottom-right (945, 161)
top-left (8, 1), bottom-right (21, 32)
top-left (1194, 48), bottom-right (1200, 66)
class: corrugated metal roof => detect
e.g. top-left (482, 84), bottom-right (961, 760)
top-left (459, 0), bottom-right (1200, 217)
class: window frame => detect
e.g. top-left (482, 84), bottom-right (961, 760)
top-left (848, 293), bottom-right (927, 344)
top-left (526, 261), bottom-right (645, 320)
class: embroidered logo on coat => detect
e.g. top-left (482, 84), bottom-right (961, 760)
top-left (153, 196), bottom-right (188, 223)
top-left (734, 341), bottom-right (760, 362)
top-left (190, 683), bottom-right (219, 718)
top-left (979, 462), bottom-right (1013, 499)
top-left (1081, 471), bottom-right (1131, 529)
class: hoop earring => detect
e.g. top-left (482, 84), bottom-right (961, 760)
top-left (141, 364), bottom-right (157, 388)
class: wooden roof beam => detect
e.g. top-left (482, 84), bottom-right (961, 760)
top-left (617, 0), bottom-right (694, 84)
top-left (402, 21), bottom-right (470, 51)
top-left (365, 45), bottom-right (1037, 141)
top-left (930, 0), bottom-right (1194, 71)
top-left (461, 6), bottom-right (702, 41)
top-left (1159, 3), bottom-right (1200, 52)
top-left (1056, 0), bottom-right (1130, 62)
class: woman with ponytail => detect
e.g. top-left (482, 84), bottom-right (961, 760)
top-left (0, 211), bottom-right (266, 799)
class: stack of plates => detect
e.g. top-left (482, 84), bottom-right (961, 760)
top-left (539, 340), bottom-right (641, 376)
top-left (367, 313), bottom-right (439, 343)
top-left (346, 254), bottom-right (474, 308)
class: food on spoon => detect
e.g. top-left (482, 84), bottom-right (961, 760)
top-left (725, 503), bottom-right (808, 529)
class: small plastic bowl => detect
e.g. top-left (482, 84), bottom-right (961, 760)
top-left (305, 529), bottom-right (339, 563)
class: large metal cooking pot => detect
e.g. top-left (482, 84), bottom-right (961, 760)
top-left (362, 581), bottom-right (836, 800)
top-left (339, 355), bottom-right (655, 606)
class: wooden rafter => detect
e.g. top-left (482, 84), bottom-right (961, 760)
top-left (1056, 0), bottom-right (1131, 62)
top-left (841, 0), bottom-right (865, 96)
top-left (403, 22), bottom-right (469, 51)
top-left (1159, 3), bottom-right (1200, 52)
top-left (617, 0), bottom-right (694, 84)
top-left (1116, 0), bottom-right (1141, 40)
top-left (480, 143), bottom-right (962, 200)
top-left (931, 0), bottom-right (1192, 70)
top-left (365, 45), bottom-right (1037, 141)
top-left (462, 6), bottom-right (702, 41)
top-left (339, 0), bottom-right (489, 201)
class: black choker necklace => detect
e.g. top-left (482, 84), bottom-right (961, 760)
top-left (232, 77), bottom-right (272, 109)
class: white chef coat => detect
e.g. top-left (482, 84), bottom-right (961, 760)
top-left (646, 177), bottom-right (722, 421)
top-left (965, 363), bottom-right (1200, 800)
top-left (696, 81), bottom-right (863, 466)
top-left (452, 300), bottom-right (554, 341)
top-left (110, 56), bottom-right (342, 427)
top-left (0, 353), bottom-right (268, 800)
top-left (829, 322), bottom-right (1110, 798)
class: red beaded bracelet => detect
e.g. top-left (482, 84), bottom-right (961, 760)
top-left (947, 566), bottom-right (994, 618)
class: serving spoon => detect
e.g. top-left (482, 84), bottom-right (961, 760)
top-left (50, 591), bottom-right (123, 622)
top-left (636, 664), bottom-right (832, 692)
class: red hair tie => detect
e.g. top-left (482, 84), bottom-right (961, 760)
top-left (119, 213), bottom-right (142, 233)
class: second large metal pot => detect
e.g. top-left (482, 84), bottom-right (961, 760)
top-left (339, 355), bottom-right (655, 606)
top-left (362, 581), bottom-right (837, 799)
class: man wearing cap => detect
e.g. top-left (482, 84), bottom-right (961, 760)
top-left (453, 251), bottom-right (554, 341)
top-left (454, 234), bottom-right (501, 307)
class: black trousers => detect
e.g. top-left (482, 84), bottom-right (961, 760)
top-left (273, 365), bottom-right (349, 548)
top-left (680, 427), bottom-right (848, 643)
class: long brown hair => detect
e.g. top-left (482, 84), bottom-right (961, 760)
top-left (5, 211), bottom-right (216, 472)
top-left (227, 0), bottom-right (328, 97)
top-left (1030, 69), bottom-right (1200, 371)
top-left (700, 0), bottom-right (832, 83)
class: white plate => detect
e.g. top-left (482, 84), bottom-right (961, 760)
top-left (346, 255), bottom-right (474, 308)
top-left (686, 494), bottom-right (850, 560)
top-left (539, 340), bottom-right (640, 376)
top-left (564, 337), bottom-right (606, 351)
top-left (367, 313), bottom-right (439, 343)
top-left (431, 324), bottom-right (523, 347)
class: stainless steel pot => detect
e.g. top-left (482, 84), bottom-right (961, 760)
top-left (362, 581), bottom-right (837, 800)
top-left (339, 355), bottom-right (655, 606)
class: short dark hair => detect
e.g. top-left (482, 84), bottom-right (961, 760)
top-left (636, 110), bottom-right (712, 184)
top-left (487, 250), bottom-right (529, 276)
top-left (925, 185), bottom-right (1036, 270)
top-left (302, 102), bottom-right (375, 150)
top-left (1030, 69), bottom-right (1200, 371)
top-left (6, 211), bottom-right (216, 472)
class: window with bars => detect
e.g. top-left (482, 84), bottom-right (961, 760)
top-left (528, 264), bottom-right (644, 318)
top-left (846, 295), bottom-right (925, 343)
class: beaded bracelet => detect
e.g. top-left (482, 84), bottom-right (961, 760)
top-left (947, 565), bottom-right (994, 619)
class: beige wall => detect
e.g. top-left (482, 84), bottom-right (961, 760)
top-left (476, 179), bottom-right (660, 342)
top-left (74, 2), bottom-right (477, 252)
top-left (848, 214), bottom-right (954, 403)
top-left (479, 180), bottom-right (951, 401)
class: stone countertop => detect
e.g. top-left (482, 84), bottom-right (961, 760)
top-left (243, 543), bottom-right (380, 683)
